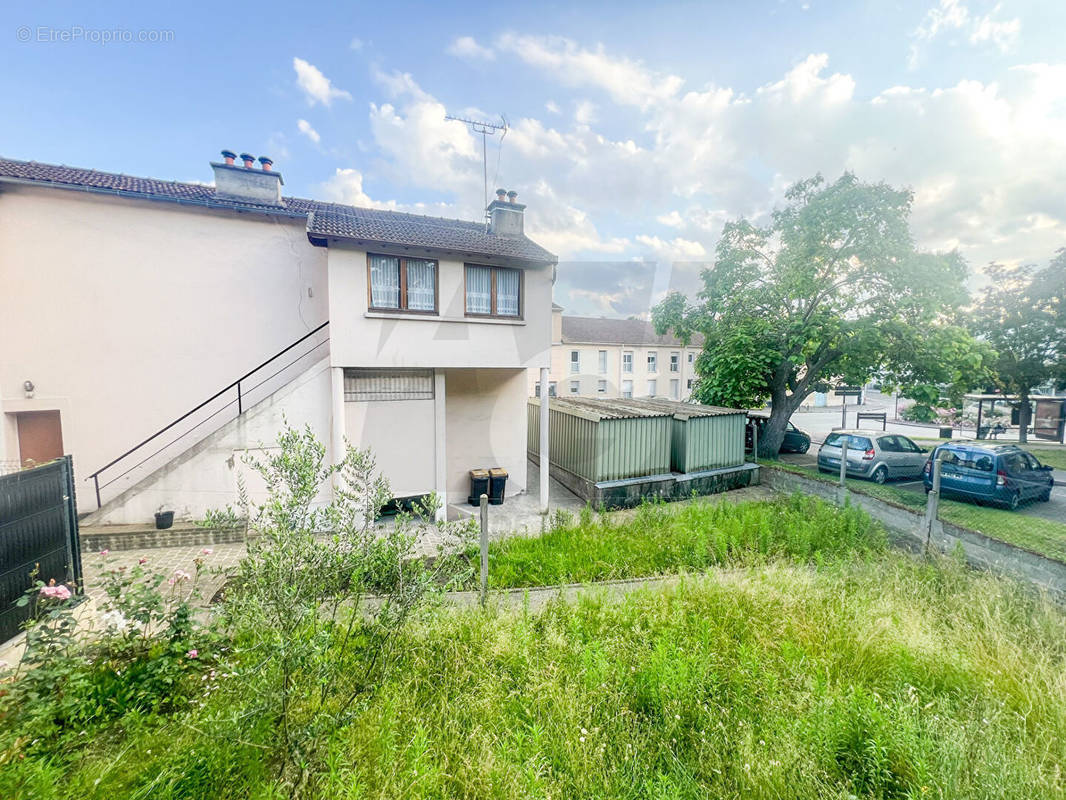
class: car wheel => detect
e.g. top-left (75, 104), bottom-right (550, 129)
top-left (1039, 487), bottom-right (1052, 502)
top-left (798, 441), bottom-right (810, 454)
top-left (871, 466), bottom-right (888, 485)
top-left (1007, 491), bottom-right (1021, 511)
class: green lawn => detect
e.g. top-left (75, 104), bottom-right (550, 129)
top-left (6, 551), bottom-right (1064, 799)
top-left (764, 460), bottom-right (1066, 562)
top-left (480, 494), bottom-right (884, 589)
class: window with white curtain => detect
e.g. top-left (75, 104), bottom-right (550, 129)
top-left (369, 255), bottom-right (400, 309)
top-left (465, 265), bottom-right (492, 314)
top-left (622, 351), bottom-right (633, 373)
top-left (570, 350), bottom-right (580, 373)
top-left (598, 350), bottom-right (607, 373)
top-left (621, 380), bottom-right (633, 399)
top-left (405, 259), bottom-right (436, 311)
top-left (647, 379), bottom-right (657, 397)
top-left (465, 264), bottom-right (521, 317)
top-left (368, 254), bottom-right (437, 313)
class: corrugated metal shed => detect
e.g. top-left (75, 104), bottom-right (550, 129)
top-left (528, 397), bottom-right (746, 481)
top-left (528, 397), bottom-right (672, 482)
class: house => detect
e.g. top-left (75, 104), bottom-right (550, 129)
top-left (0, 152), bottom-right (556, 523)
top-left (532, 306), bottom-right (704, 401)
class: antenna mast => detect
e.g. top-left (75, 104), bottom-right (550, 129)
top-left (445, 113), bottom-right (508, 222)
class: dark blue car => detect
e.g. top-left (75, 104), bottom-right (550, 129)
top-left (922, 442), bottom-right (1055, 510)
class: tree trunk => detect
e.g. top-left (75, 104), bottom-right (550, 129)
top-left (1018, 388), bottom-right (1031, 444)
top-left (758, 386), bottom-right (801, 458)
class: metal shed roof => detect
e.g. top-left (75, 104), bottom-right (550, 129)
top-left (533, 396), bottom-right (743, 422)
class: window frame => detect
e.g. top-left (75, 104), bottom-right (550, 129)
top-left (570, 350), bottom-right (580, 373)
top-left (366, 254), bottom-right (439, 315)
top-left (647, 351), bottom-right (658, 373)
top-left (597, 379), bottom-right (607, 394)
top-left (647, 379), bottom-right (657, 397)
top-left (622, 351), bottom-right (634, 373)
top-left (670, 352), bottom-right (680, 372)
top-left (598, 350), bottom-right (608, 374)
top-left (464, 264), bottom-right (524, 319)
top-left (569, 379), bottom-right (580, 394)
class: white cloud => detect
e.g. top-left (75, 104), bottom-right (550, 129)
top-left (346, 42), bottom-right (1066, 315)
top-left (349, 38), bottom-right (364, 51)
top-left (293, 57), bottom-right (353, 107)
top-left (496, 33), bottom-right (683, 109)
top-left (447, 35), bottom-right (495, 60)
top-left (296, 119), bottom-right (320, 144)
top-left (545, 100), bottom-right (561, 114)
top-left (574, 100), bottom-right (597, 125)
top-left (909, 0), bottom-right (1020, 67)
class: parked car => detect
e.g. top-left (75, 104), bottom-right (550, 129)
top-left (817, 431), bottom-right (928, 484)
top-left (745, 416), bottom-right (811, 454)
top-left (922, 442), bottom-right (1054, 510)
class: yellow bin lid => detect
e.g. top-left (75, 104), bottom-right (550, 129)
top-left (489, 468), bottom-right (508, 477)
top-left (469, 469), bottom-right (489, 478)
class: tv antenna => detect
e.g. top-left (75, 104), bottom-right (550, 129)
top-left (445, 113), bottom-right (508, 221)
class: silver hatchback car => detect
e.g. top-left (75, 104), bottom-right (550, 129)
top-left (817, 430), bottom-right (929, 484)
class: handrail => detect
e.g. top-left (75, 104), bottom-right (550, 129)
top-left (87, 320), bottom-right (329, 508)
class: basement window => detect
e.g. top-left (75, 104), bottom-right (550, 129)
top-left (344, 368), bottom-right (434, 401)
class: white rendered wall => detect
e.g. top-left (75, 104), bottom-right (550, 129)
top-left (0, 186), bottom-right (328, 496)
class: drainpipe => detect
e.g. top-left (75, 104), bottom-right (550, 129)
top-left (539, 366), bottom-right (550, 513)
top-left (330, 367), bottom-right (345, 493)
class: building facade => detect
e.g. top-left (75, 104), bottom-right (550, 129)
top-left (532, 306), bottom-right (704, 402)
top-left (0, 154), bottom-right (555, 523)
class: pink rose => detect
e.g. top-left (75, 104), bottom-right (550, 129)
top-left (186, 649), bottom-right (198, 659)
top-left (39, 584), bottom-right (72, 601)
top-left (99, 549), bottom-right (110, 556)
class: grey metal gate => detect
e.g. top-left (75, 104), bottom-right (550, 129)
top-left (0, 456), bottom-right (82, 643)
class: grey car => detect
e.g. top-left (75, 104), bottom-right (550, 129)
top-left (817, 430), bottom-right (929, 484)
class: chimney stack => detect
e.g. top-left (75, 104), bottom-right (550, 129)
top-left (212, 149), bottom-right (284, 206)
top-left (487, 188), bottom-right (525, 237)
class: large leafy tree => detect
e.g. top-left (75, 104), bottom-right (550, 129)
top-left (971, 252), bottom-right (1066, 443)
top-left (653, 173), bottom-right (988, 457)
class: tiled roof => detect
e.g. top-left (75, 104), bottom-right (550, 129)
top-left (561, 315), bottom-right (705, 347)
top-left (0, 157), bottom-right (556, 264)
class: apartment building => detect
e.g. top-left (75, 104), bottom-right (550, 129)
top-left (0, 153), bottom-right (556, 523)
top-left (532, 306), bottom-right (704, 401)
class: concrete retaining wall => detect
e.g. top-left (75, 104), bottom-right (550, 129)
top-left (761, 466), bottom-right (1066, 597)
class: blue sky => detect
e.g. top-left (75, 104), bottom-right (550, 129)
top-left (3, 0), bottom-right (1064, 316)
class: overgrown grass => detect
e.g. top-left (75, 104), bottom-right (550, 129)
top-left (6, 552), bottom-right (1065, 799)
top-left (766, 461), bottom-right (1066, 563)
top-left (479, 494), bottom-right (884, 589)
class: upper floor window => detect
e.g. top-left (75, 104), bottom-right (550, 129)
top-left (688, 352), bottom-right (695, 364)
top-left (465, 264), bottom-right (521, 317)
top-left (368, 254), bottom-right (437, 313)
top-left (622, 351), bottom-right (633, 373)
top-left (647, 351), bottom-right (658, 373)
top-left (598, 350), bottom-right (608, 373)
top-left (670, 352), bottom-right (680, 372)
top-left (570, 350), bottom-right (580, 373)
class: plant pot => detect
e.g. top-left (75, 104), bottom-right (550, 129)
top-left (154, 511), bottom-right (175, 530)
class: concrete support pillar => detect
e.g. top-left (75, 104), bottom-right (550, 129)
top-left (539, 366), bottom-right (550, 514)
top-left (433, 370), bottom-right (447, 523)
top-left (330, 367), bottom-right (345, 481)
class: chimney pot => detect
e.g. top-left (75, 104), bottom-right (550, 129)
top-left (488, 190), bottom-right (525, 237)
top-left (240, 152), bottom-right (255, 168)
top-left (496, 188), bottom-right (507, 200)
top-left (259, 156), bottom-right (274, 171)
top-left (221, 149), bottom-right (237, 165)
top-left (507, 190), bottom-right (518, 204)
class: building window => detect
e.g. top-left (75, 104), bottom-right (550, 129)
top-left (368, 255), bottom-right (437, 313)
top-left (647, 352), bottom-right (657, 373)
top-left (536, 381), bottom-right (558, 397)
top-left (670, 379), bottom-right (680, 399)
top-left (570, 380), bottom-right (580, 394)
top-left (687, 379), bottom-right (693, 390)
top-left (344, 368), bottom-right (434, 401)
top-left (621, 380), bottom-right (633, 399)
top-left (670, 352), bottom-right (680, 372)
top-left (570, 350), bottom-right (580, 373)
top-left (647, 379), bottom-right (657, 397)
top-left (465, 264), bottom-right (521, 317)
top-left (598, 350), bottom-right (608, 373)
top-left (688, 352), bottom-right (695, 364)
top-left (622, 351), bottom-right (633, 373)
top-left (597, 379), bottom-right (607, 394)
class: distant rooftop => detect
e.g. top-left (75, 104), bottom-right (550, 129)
top-left (560, 315), bottom-right (704, 347)
top-left (0, 156), bottom-right (556, 265)
top-left (530, 395), bottom-right (740, 421)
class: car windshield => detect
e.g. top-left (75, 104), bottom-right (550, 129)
top-left (824, 433), bottom-right (872, 450)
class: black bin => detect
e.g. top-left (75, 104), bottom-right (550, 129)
top-left (468, 469), bottom-right (489, 506)
top-left (488, 468), bottom-right (508, 505)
